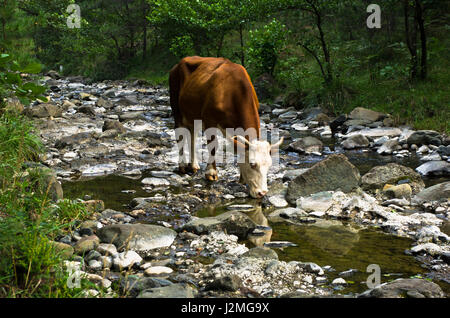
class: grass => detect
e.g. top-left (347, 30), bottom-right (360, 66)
top-left (0, 112), bottom-right (102, 297)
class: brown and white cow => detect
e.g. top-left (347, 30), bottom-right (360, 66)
top-left (169, 56), bottom-right (283, 198)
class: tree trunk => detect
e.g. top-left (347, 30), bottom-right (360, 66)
top-left (404, 0), bottom-right (418, 79)
top-left (414, 0), bottom-right (427, 79)
top-left (312, 4), bottom-right (332, 84)
top-left (216, 33), bottom-right (224, 57)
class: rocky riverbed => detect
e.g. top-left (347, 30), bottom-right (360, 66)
top-left (22, 73), bottom-right (450, 298)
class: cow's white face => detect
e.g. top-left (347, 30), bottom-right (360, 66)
top-left (234, 137), bottom-right (283, 199)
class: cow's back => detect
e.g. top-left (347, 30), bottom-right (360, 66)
top-left (169, 56), bottom-right (260, 135)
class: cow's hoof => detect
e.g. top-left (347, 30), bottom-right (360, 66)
top-left (178, 166), bottom-right (188, 174)
top-left (206, 174), bottom-right (218, 181)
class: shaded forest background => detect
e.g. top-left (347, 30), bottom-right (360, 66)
top-left (1, 0), bottom-right (449, 132)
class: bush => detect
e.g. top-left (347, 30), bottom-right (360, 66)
top-left (170, 35), bottom-right (195, 59)
top-left (247, 19), bottom-right (288, 76)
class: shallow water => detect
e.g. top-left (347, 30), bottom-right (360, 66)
top-left (61, 150), bottom-right (449, 295)
top-left (194, 203), bottom-right (427, 295)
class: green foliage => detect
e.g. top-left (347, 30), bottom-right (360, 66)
top-left (247, 19), bottom-right (288, 76)
top-left (169, 35), bottom-right (195, 59)
top-left (0, 53), bottom-right (47, 107)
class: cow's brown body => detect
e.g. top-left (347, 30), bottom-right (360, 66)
top-left (169, 56), bottom-right (279, 198)
top-left (169, 56), bottom-right (260, 139)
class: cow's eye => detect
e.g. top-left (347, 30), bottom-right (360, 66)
top-left (250, 163), bottom-right (257, 169)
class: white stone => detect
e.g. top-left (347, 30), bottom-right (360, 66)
top-left (141, 177), bottom-right (170, 186)
top-left (144, 266), bottom-right (173, 276)
top-left (97, 243), bottom-right (118, 257)
top-left (332, 278), bottom-right (347, 285)
top-left (113, 251), bottom-right (142, 269)
top-left (268, 195), bottom-right (289, 208)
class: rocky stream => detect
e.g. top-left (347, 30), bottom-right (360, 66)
top-left (23, 72), bottom-right (450, 298)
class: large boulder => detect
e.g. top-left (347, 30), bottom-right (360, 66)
top-left (412, 181), bottom-right (450, 205)
top-left (97, 224), bottom-right (177, 252)
top-left (361, 163), bottom-right (425, 195)
top-left (286, 154), bottom-right (361, 204)
top-left (415, 161), bottom-right (450, 177)
top-left (358, 278), bottom-right (445, 298)
top-left (348, 107), bottom-right (386, 122)
top-left (182, 211), bottom-right (258, 239)
top-left (407, 130), bottom-right (442, 146)
top-left (288, 136), bottom-right (323, 154)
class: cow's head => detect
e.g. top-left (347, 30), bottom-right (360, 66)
top-left (232, 136), bottom-right (283, 199)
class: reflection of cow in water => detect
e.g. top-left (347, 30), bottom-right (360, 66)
top-left (246, 206), bottom-right (272, 247)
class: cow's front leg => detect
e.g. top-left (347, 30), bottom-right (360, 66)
top-left (188, 126), bottom-right (200, 173)
top-left (205, 134), bottom-right (218, 181)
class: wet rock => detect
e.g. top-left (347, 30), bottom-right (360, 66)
top-left (341, 134), bottom-right (370, 149)
top-left (297, 191), bottom-right (333, 213)
top-left (286, 154), bottom-right (360, 205)
top-left (141, 177), bottom-right (170, 187)
top-left (407, 130), bottom-right (442, 146)
top-left (268, 195), bottom-right (288, 208)
top-left (343, 127), bottom-right (402, 139)
top-left (267, 208), bottom-right (308, 222)
top-left (138, 284), bottom-right (195, 298)
top-left (420, 151), bottom-right (442, 162)
top-left (74, 235), bottom-right (100, 254)
top-left (288, 136), bottom-right (323, 154)
top-left (25, 103), bottom-right (62, 118)
top-left (243, 247), bottom-right (279, 260)
top-left (412, 182), bottom-right (450, 204)
top-left (97, 224), bottom-right (177, 252)
top-left (182, 211), bottom-right (258, 239)
top-left (339, 269), bottom-right (358, 278)
top-left (358, 278), bottom-right (445, 298)
top-left (282, 169), bottom-right (309, 182)
top-left (377, 140), bottom-right (400, 155)
top-left (264, 241), bottom-right (297, 248)
top-left (437, 145), bottom-right (450, 157)
top-left (205, 275), bottom-right (242, 292)
top-left (361, 163), bottom-right (425, 195)
top-left (81, 163), bottom-right (118, 176)
top-left (331, 278), bottom-right (347, 285)
top-left (298, 262), bottom-right (324, 275)
top-left (349, 107), bottom-right (386, 122)
top-left (415, 161), bottom-right (450, 176)
top-left (415, 226), bottom-right (450, 244)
